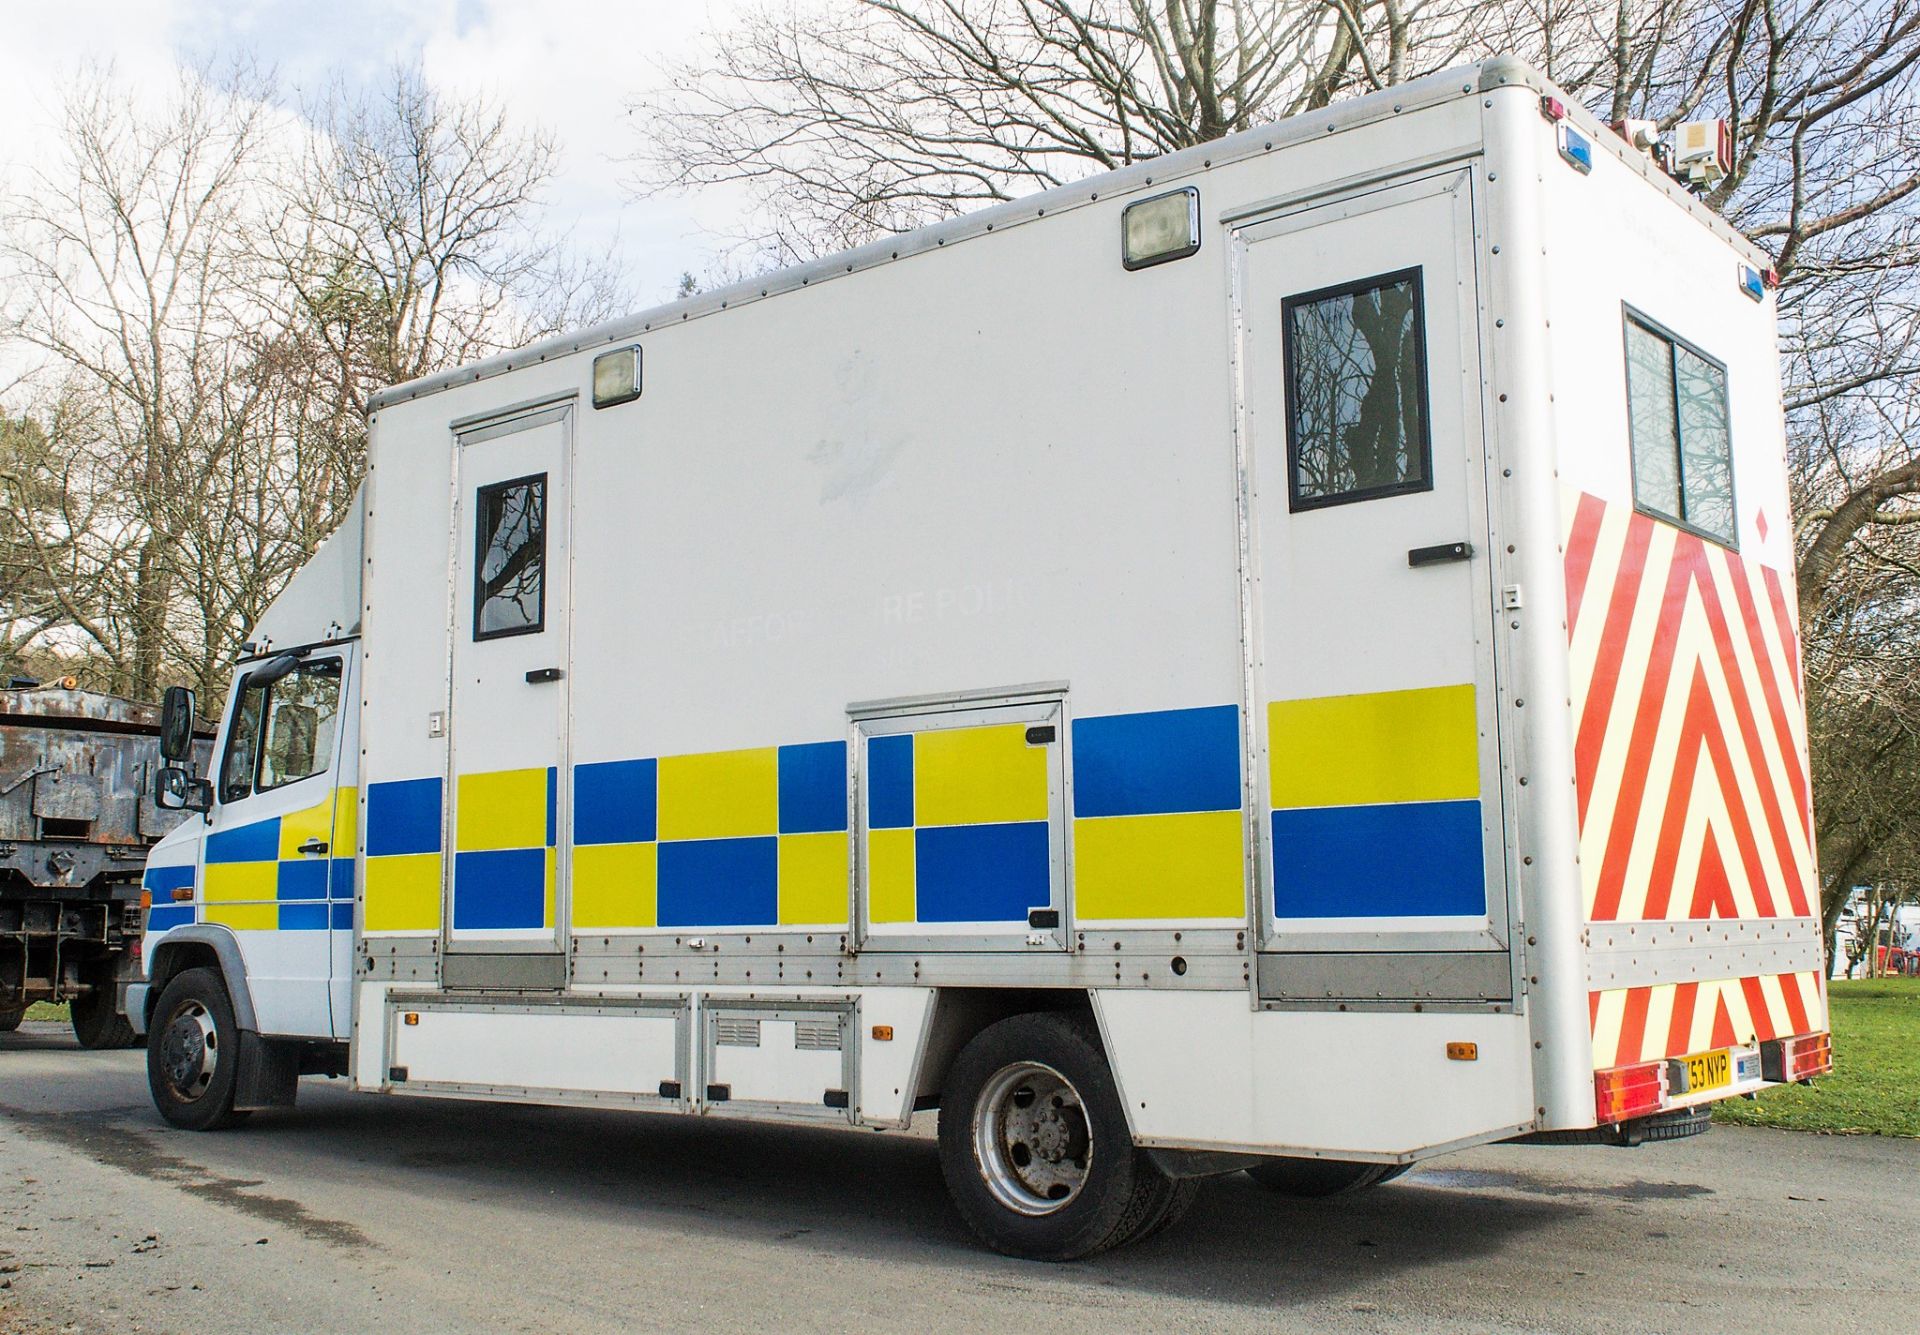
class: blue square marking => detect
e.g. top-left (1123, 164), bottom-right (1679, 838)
top-left (779, 741), bottom-right (847, 834)
top-left (573, 758), bottom-right (658, 845)
top-left (1072, 705), bottom-right (1240, 818)
top-left (1271, 799), bottom-right (1486, 918)
top-left (367, 778), bottom-right (443, 857)
top-left (656, 837), bottom-right (778, 927)
top-left (452, 848), bottom-right (547, 930)
top-left (207, 817), bottom-right (279, 864)
top-left (868, 734), bottom-right (914, 830)
top-left (276, 858), bottom-right (329, 900)
top-left (913, 822), bottom-right (1050, 923)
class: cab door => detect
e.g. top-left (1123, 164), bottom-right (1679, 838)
top-left (198, 647), bottom-right (355, 1037)
top-left (443, 400), bottom-right (573, 990)
top-left (1234, 168), bottom-right (1510, 996)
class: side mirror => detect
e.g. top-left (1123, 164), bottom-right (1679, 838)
top-left (155, 765), bottom-right (213, 813)
top-left (160, 685), bottom-right (197, 763)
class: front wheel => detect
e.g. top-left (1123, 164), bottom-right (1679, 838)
top-left (938, 1012), bottom-right (1184, 1261)
top-left (1245, 1157), bottom-right (1412, 1197)
top-left (146, 967), bottom-right (250, 1131)
top-left (0, 1008), bottom-right (23, 1033)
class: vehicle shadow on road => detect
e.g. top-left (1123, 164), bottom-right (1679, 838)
top-left (253, 1082), bottom-right (1565, 1310)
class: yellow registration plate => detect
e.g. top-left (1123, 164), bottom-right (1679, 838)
top-left (1683, 1049), bottom-right (1732, 1094)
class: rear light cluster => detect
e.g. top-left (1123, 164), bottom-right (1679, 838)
top-left (1594, 1061), bottom-right (1668, 1124)
top-left (1762, 1032), bottom-right (1832, 1083)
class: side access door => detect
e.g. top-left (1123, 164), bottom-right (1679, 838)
top-left (443, 400), bottom-right (573, 991)
top-left (198, 646), bottom-right (356, 1037)
top-left (1233, 168), bottom-right (1513, 1004)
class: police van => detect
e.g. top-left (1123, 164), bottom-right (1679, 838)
top-left (131, 57), bottom-right (1832, 1260)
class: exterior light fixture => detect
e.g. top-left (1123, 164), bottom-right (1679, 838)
top-left (1122, 187), bottom-right (1201, 270)
top-left (592, 345), bottom-right (642, 408)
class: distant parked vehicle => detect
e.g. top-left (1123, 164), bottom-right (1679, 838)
top-left (1, 681), bottom-right (210, 1046)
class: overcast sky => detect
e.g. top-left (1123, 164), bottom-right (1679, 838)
top-left (0, 0), bottom-right (751, 308)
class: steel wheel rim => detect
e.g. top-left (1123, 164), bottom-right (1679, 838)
top-left (158, 998), bottom-right (219, 1101)
top-left (972, 1060), bottom-right (1092, 1216)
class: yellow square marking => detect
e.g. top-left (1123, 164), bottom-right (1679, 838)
top-left (867, 827), bottom-right (916, 924)
top-left (364, 853), bottom-right (443, 932)
top-left (571, 843), bottom-right (657, 928)
top-left (455, 769), bottom-right (548, 851)
top-left (657, 748), bottom-right (778, 841)
top-left (1269, 684), bottom-right (1479, 809)
top-left (332, 786), bottom-right (358, 852)
top-left (1073, 811), bottom-right (1245, 920)
top-left (914, 723), bottom-right (1048, 828)
top-left (202, 862), bottom-right (278, 903)
top-left (778, 832), bottom-right (848, 926)
top-left (277, 794), bottom-right (337, 860)
top-left (203, 902), bottom-right (278, 931)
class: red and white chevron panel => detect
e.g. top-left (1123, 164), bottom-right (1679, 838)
top-left (1563, 491), bottom-right (1826, 1068)
top-left (1590, 972), bottom-right (1826, 1069)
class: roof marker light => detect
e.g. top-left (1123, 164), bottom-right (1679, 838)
top-left (1739, 264), bottom-right (1766, 302)
top-left (1539, 94), bottom-right (1567, 121)
top-left (1556, 123), bottom-right (1593, 175)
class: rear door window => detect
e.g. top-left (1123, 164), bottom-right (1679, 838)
top-left (1624, 310), bottom-right (1735, 546)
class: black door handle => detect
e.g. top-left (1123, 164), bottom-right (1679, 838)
top-left (1408, 541), bottom-right (1473, 567)
top-left (297, 838), bottom-right (329, 856)
top-left (525, 667), bottom-right (563, 683)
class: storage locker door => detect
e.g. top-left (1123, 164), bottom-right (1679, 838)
top-left (855, 698), bottom-right (1067, 953)
top-left (445, 403), bottom-right (573, 980)
top-left (1236, 168), bottom-right (1509, 966)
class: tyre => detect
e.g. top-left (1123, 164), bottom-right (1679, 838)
top-left (71, 975), bottom-right (140, 1049)
top-left (146, 967), bottom-right (250, 1131)
top-left (1245, 1157), bottom-right (1412, 1197)
top-left (938, 1012), bottom-right (1179, 1261)
top-left (0, 1008), bottom-right (23, 1033)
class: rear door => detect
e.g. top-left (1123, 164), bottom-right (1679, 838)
top-left (1234, 168), bottom-right (1511, 1000)
top-left (444, 401), bottom-right (573, 990)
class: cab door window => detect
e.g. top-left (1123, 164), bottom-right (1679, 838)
top-left (217, 658), bottom-right (343, 802)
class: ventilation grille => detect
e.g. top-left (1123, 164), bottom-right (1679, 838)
top-left (795, 1019), bottom-right (842, 1052)
top-left (715, 1018), bottom-right (761, 1048)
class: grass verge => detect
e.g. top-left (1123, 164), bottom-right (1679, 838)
top-left (1713, 977), bottom-right (1920, 1137)
top-left (21, 1002), bottom-right (69, 1021)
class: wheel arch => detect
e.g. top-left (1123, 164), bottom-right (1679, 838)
top-left (912, 988), bottom-right (1097, 1113)
top-left (143, 926), bottom-right (259, 1033)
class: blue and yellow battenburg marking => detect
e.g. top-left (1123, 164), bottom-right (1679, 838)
top-left (574, 741), bottom-right (849, 929)
top-left (1268, 684), bottom-right (1486, 918)
top-left (143, 863), bottom-right (197, 933)
top-left (364, 777), bottom-right (443, 932)
top-left (1071, 705), bottom-right (1244, 920)
top-left (182, 790), bottom-right (357, 931)
top-left (450, 767), bottom-right (557, 931)
top-left (866, 723), bottom-right (1052, 925)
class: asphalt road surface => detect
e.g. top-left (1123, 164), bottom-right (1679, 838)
top-left (3, 1020), bottom-right (1914, 1335)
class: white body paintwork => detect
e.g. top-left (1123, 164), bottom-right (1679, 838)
top-left (141, 58), bottom-right (1816, 1165)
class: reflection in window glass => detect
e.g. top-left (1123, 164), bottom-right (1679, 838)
top-left (258, 661), bottom-right (341, 791)
top-left (1624, 312), bottom-right (1735, 546)
top-left (475, 475), bottom-right (546, 638)
top-left (220, 681), bottom-right (266, 803)
top-left (1625, 321), bottom-right (1682, 519)
top-left (1284, 268), bottom-right (1431, 509)
top-left (218, 658), bottom-right (342, 802)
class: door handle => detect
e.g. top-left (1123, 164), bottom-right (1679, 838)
top-left (297, 838), bottom-right (329, 856)
top-left (1027, 908), bottom-right (1060, 929)
top-left (1408, 541), bottom-right (1474, 567)
top-left (525, 667), bottom-right (563, 683)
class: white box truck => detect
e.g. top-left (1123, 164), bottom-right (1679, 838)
top-left (129, 57), bottom-right (1832, 1260)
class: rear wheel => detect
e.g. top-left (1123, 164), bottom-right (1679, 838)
top-left (147, 967), bottom-right (250, 1131)
top-left (938, 1012), bottom-right (1182, 1261)
top-left (71, 972), bottom-right (140, 1049)
top-left (1246, 1157), bottom-right (1412, 1197)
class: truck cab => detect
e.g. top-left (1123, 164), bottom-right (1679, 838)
top-left (130, 506), bottom-right (362, 1121)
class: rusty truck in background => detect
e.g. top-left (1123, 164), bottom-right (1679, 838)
top-left (1, 679), bottom-right (210, 1047)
